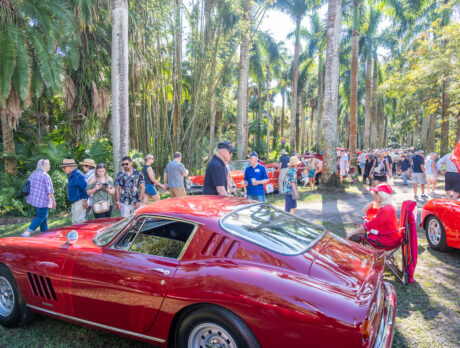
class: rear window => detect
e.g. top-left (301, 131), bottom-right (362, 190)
top-left (220, 204), bottom-right (325, 255)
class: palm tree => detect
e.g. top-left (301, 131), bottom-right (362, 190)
top-left (0, 0), bottom-right (74, 174)
top-left (274, 0), bottom-right (317, 153)
top-left (322, 0), bottom-right (342, 184)
top-left (236, 0), bottom-right (251, 160)
top-left (111, 0), bottom-right (129, 174)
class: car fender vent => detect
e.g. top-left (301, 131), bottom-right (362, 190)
top-left (27, 273), bottom-right (57, 301)
top-left (201, 233), bottom-right (239, 258)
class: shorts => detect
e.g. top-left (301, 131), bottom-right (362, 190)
top-left (373, 175), bottom-right (387, 182)
top-left (340, 168), bottom-right (348, 176)
top-left (308, 169), bottom-right (316, 178)
top-left (145, 184), bottom-right (158, 196)
top-left (285, 194), bottom-right (297, 212)
top-left (412, 172), bottom-right (427, 185)
top-left (363, 173), bottom-right (372, 185)
top-left (445, 172), bottom-right (460, 193)
top-left (425, 174), bottom-right (437, 181)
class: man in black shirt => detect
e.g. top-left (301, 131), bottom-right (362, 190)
top-left (203, 141), bottom-right (236, 195)
top-left (362, 153), bottom-right (376, 193)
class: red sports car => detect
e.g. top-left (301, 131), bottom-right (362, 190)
top-left (0, 196), bottom-right (396, 348)
top-left (421, 198), bottom-right (460, 251)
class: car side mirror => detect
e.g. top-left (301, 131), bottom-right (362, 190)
top-left (66, 230), bottom-right (79, 245)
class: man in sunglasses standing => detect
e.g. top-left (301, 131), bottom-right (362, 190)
top-left (115, 156), bottom-right (145, 217)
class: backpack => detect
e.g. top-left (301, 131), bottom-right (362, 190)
top-left (21, 180), bottom-right (31, 196)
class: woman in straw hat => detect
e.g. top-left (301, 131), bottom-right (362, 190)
top-left (284, 156), bottom-right (300, 215)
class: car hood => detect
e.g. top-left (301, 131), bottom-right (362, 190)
top-left (308, 232), bottom-right (385, 300)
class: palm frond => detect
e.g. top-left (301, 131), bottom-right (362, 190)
top-left (0, 24), bottom-right (17, 101)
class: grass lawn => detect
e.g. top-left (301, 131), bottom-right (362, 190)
top-left (0, 192), bottom-right (459, 347)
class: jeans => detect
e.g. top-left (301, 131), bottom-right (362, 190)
top-left (402, 170), bottom-right (408, 185)
top-left (247, 194), bottom-right (265, 202)
top-left (27, 207), bottom-right (49, 233)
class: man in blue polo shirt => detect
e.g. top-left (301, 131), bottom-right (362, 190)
top-left (243, 152), bottom-right (269, 202)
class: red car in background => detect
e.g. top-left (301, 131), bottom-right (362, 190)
top-left (421, 198), bottom-right (460, 251)
top-left (0, 196), bottom-right (397, 347)
top-left (186, 160), bottom-right (280, 195)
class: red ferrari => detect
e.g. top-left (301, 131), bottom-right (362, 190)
top-left (0, 196), bottom-right (396, 348)
top-left (421, 198), bottom-right (460, 251)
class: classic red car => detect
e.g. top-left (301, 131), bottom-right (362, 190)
top-left (0, 196), bottom-right (396, 347)
top-left (421, 198), bottom-right (460, 251)
top-left (186, 160), bottom-right (280, 194)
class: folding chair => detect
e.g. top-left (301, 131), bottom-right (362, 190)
top-left (362, 200), bottom-right (418, 285)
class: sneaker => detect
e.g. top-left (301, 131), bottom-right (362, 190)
top-left (429, 191), bottom-right (435, 196)
top-left (21, 231), bottom-right (31, 237)
top-left (421, 194), bottom-right (428, 199)
top-left (414, 195), bottom-right (418, 200)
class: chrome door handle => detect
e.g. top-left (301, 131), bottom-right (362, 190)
top-left (148, 268), bottom-right (170, 276)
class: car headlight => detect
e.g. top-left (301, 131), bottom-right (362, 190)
top-left (185, 177), bottom-right (191, 190)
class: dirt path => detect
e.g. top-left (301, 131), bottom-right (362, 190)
top-left (296, 175), bottom-right (446, 225)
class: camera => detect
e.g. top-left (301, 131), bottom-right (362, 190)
top-left (101, 183), bottom-right (108, 187)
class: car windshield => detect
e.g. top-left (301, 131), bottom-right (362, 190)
top-left (220, 204), bottom-right (325, 255)
top-left (93, 214), bottom-right (134, 246)
top-left (228, 160), bottom-right (249, 171)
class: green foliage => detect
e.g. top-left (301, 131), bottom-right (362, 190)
top-left (51, 170), bottom-right (70, 213)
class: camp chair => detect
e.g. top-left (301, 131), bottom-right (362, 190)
top-left (362, 200), bottom-right (418, 285)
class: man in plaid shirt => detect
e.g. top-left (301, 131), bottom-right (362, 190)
top-left (22, 159), bottom-right (55, 237)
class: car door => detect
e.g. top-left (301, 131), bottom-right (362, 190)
top-left (67, 215), bottom-right (195, 334)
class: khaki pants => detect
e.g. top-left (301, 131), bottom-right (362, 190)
top-left (121, 203), bottom-right (136, 217)
top-left (71, 199), bottom-right (86, 225)
top-left (169, 187), bottom-right (186, 198)
top-left (278, 168), bottom-right (288, 194)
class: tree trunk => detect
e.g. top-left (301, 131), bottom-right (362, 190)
top-left (349, 0), bottom-right (359, 166)
top-left (322, 0), bottom-right (342, 184)
top-left (370, 59), bottom-right (378, 148)
top-left (290, 21), bottom-right (301, 153)
top-left (309, 98), bottom-right (316, 150)
top-left (216, 109), bottom-right (223, 140)
top-left (376, 98), bottom-right (383, 147)
top-left (364, 57), bottom-right (372, 149)
top-left (245, 87), bottom-right (249, 155)
top-left (440, 79), bottom-right (450, 156)
top-left (1, 115), bottom-right (17, 174)
top-left (172, 0), bottom-right (182, 152)
top-left (456, 107), bottom-right (460, 144)
top-left (111, 0), bottom-right (129, 174)
top-left (420, 113), bottom-right (429, 150)
top-left (280, 90), bottom-right (285, 140)
top-left (236, 0), bottom-right (251, 159)
top-left (266, 69), bottom-right (271, 160)
top-left (299, 95), bottom-right (305, 153)
top-left (412, 110), bottom-right (420, 148)
top-left (314, 57), bottom-right (324, 152)
top-left (428, 113), bottom-right (436, 153)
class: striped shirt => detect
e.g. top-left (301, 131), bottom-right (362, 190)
top-left (26, 170), bottom-right (54, 208)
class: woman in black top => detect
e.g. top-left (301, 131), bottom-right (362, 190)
top-left (370, 151), bottom-right (392, 186)
top-left (363, 154), bottom-right (376, 192)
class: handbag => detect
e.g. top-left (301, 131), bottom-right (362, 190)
top-left (92, 200), bottom-right (110, 214)
top-left (21, 180), bottom-right (31, 196)
top-left (265, 183), bottom-right (274, 194)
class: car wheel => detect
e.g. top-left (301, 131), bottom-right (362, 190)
top-left (0, 265), bottom-right (34, 327)
top-left (176, 305), bottom-right (260, 348)
top-left (426, 216), bottom-right (448, 251)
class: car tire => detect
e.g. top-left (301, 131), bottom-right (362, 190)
top-left (425, 216), bottom-right (448, 251)
top-left (175, 305), bottom-right (260, 348)
top-left (0, 264), bottom-right (34, 327)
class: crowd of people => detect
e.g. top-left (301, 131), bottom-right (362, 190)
top-left (20, 140), bottom-right (460, 237)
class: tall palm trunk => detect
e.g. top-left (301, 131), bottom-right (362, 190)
top-left (298, 94), bottom-right (305, 153)
top-left (111, 0), bottom-right (129, 174)
top-left (236, 0), bottom-right (251, 159)
top-left (172, 0), bottom-right (183, 151)
top-left (440, 79), bottom-right (450, 156)
top-left (456, 107), bottom-right (460, 143)
top-left (420, 113), bottom-right (429, 150)
top-left (266, 67), bottom-right (271, 159)
top-left (322, 0), bottom-right (342, 184)
top-left (369, 58), bottom-right (378, 148)
top-left (364, 57), bottom-right (372, 149)
top-left (290, 21), bottom-right (301, 153)
top-left (349, 0), bottom-right (359, 165)
top-left (309, 98), bottom-right (316, 149)
top-left (1, 114), bottom-right (17, 174)
top-left (280, 90), bottom-right (285, 140)
top-left (314, 57), bottom-right (324, 152)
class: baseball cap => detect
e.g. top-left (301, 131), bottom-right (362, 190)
top-left (370, 184), bottom-right (392, 195)
top-left (249, 151), bottom-right (258, 157)
top-left (217, 141), bottom-right (236, 153)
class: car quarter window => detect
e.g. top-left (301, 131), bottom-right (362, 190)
top-left (221, 204), bottom-right (325, 255)
top-left (126, 218), bottom-right (195, 259)
top-left (114, 218), bottom-right (146, 249)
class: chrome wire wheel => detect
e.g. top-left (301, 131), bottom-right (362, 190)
top-left (0, 276), bottom-right (14, 317)
top-left (427, 218), bottom-right (442, 246)
top-left (188, 322), bottom-right (237, 348)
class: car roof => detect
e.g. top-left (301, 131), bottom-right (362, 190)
top-left (135, 195), bottom-right (255, 222)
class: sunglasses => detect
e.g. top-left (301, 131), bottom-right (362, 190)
top-left (121, 162), bottom-right (130, 166)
